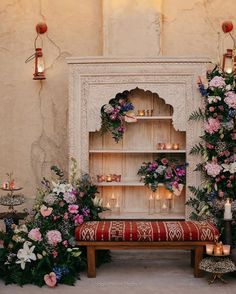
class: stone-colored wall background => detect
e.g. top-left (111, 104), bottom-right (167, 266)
top-left (0, 0), bottom-right (235, 209)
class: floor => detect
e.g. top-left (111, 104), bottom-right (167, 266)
top-left (0, 250), bottom-right (236, 294)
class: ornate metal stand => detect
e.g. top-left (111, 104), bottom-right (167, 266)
top-left (0, 187), bottom-right (25, 233)
top-left (199, 256), bottom-right (236, 284)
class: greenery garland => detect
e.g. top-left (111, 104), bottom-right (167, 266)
top-left (101, 90), bottom-right (135, 142)
top-left (186, 67), bottom-right (236, 245)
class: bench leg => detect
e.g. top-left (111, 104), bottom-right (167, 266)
top-left (194, 246), bottom-right (203, 278)
top-left (190, 250), bottom-right (195, 268)
top-left (87, 246), bottom-right (96, 278)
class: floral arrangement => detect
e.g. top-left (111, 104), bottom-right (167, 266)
top-left (137, 157), bottom-right (186, 193)
top-left (101, 90), bottom-right (136, 142)
top-left (0, 159), bottom-right (106, 287)
top-left (187, 67), bottom-right (236, 244)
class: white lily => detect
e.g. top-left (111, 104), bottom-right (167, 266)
top-left (92, 195), bottom-right (103, 207)
top-left (16, 241), bottom-right (36, 270)
top-left (52, 182), bottom-right (73, 195)
top-left (222, 162), bottom-right (236, 174)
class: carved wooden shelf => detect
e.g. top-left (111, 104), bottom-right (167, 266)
top-left (96, 181), bottom-right (164, 187)
top-left (101, 212), bottom-right (185, 220)
top-left (136, 116), bottom-right (173, 120)
top-left (90, 150), bottom-right (186, 154)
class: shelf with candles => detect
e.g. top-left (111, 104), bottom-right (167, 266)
top-left (101, 212), bottom-right (185, 220)
top-left (136, 116), bottom-right (173, 120)
top-left (89, 149), bottom-right (186, 154)
top-left (95, 181), bottom-right (165, 187)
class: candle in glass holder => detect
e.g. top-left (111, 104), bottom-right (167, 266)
top-left (154, 193), bottom-right (161, 213)
top-left (115, 175), bottom-right (121, 182)
top-left (224, 198), bottom-right (232, 219)
top-left (106, 175), bottom-right (112, 182)
top-left (223, 245), bottom-right (230, 255)
top-left (138, 110), bottom-right (145, 116)
top-left (148, 194), bottom-right (154, 214)
top-left (114, 199), bottom-right (120, 214)
top-left (214, 242), bottom-right (223, 256)
top-left (206, 244), bottom-right (214, 255)
top-left (161, 200), bottom-right (169, 213)
top-left (106, 202), bottom-right (111, 209)
top-left (172, 143), bottom-right (179, 150)
top-left (156, 143), bottom-right (166, 150)
top-left (165, 143), bottom-right (173, 150)
top-left (2, 181), bottom-right (8, 189)
top-left (110, 192), bottom-right (116, 205)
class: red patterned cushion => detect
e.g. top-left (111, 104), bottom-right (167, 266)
top-left (75, 221), bottom-right (218, 242)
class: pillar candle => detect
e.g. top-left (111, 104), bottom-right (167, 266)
top-left (224, 198), bottom-right (232, 220)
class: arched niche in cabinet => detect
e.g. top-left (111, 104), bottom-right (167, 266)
top-left (89, 88), bottom-right (186, 220)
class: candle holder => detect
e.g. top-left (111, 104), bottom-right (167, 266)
top-left (137, 110), bottom-right (145, 116)
top-left (206, 244), bottom-right (214, 255)
top-left (160, 199), bottom-right (169, 213)
top-left (156, 143), bottom-right (166, 150)
top-left (165, 143), bottom-right (173, 150)
top-left (154, 194), bottom-right (161, 213)
top-left (106, 175), bottom-right (112, 182)
top-left (148, 194), bottom-right (155, 215)
top-left (113, 199), bottom-right (120, 215)
top-left (144, 109), bottom-right (153, 116)
top-left (223, 245), bottom-right (231, 255)
top-left (214, 242), bottom-right (223, 256)
top-left (172, 143), bottom-right (179, 150)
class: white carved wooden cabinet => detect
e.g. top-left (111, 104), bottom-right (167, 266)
top-left (67, 57), bottom-right (208, 219)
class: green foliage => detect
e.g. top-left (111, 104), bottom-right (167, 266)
top-left (189, 143), bottom-right (205, 155)
top-left (188, 108), bottom-right (205, 121)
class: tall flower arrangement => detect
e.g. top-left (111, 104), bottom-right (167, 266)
top-left (0, 160), bottom-right (106, 286)
top-left (187, 67), bottom-right (236, 244)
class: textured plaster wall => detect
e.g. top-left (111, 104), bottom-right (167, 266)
top-left (0, 0), bottom-right (102, 208)
top-left (0, 0), bottom-right (236, 208)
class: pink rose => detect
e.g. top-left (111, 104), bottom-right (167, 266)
top-left (28, 228), bottom-right (42, 242)
top-left (63, 192), bottom-right (76, 204)
top-left (209, 106), bottom-right (215, 112)
top-left (62, 240), bottom-right (68, 247)
top-left (68, 204), bottom-right (79, 214)
top-left (64, 212), bottom-right (69, 220)
top-left (161, 158), bottom-right (168, 165)
top-left (219, 191), bottom-right (224, 197)
top-left (205, 161), bottom-right (222, 177)
top-left (224, 91), bottom-right (236, 109)
top-left (52, 250), bottom-right (58, 258)
top-left (79, 192), bottom-right (85, 198)
top-left (209, 76), bottom-right (226, 89)
top-left (46, 230), bottom-right (62, 246)
top-left (74, 214), bottom-right (84, 225)
top-left (204, 118), bottom-right (221, 134)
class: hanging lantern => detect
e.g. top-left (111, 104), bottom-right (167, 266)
top-left (222, 49), bottom-right (234, 74)
top-left (33, 48), bottom-right (45, 80)
top-left (25, 22), bottom-right (47, 80)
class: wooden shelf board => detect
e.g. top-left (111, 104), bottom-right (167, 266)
top-left (101, 212), bottom-right (185, 220)
top-left (90, 150), bottom-right (186, 154)
top-left (136, 116), bottom-right (173, 120)
top-left (96, 181), bottom-right (164, 187)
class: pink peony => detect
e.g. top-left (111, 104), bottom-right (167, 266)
top-left (204, 118), bottom-right (221, 134)
top-left (63, 192), bottom-right (76, 204)
top-left (68, 204), bottom-right (79, 214)
top-left (205, 161), bottom-right (222, 177)
top-left (209, 76), bottom-right (226, 89)
top-left (28, 228), bottom-right (42, 242)
top-left (46, 230), bottom-right (62, 246)
top-left (74, 214), bottom-right (84, 225)
top-left (224, 91), bottom-right (236, 109)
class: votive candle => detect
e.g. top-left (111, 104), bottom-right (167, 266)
top-left (223, 245), bottom-right (231, 255)
top-left (206, 244), bottom-right (214, 255)
top-left (172, 143), bottom-right (179, 150)
top-left (165, 143), bottom-right (172, 150)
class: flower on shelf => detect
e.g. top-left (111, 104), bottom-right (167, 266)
top-left (0, 158), bottom-right (106, 287)
top-left (137, 157), bottom-right (186, 193)
top-left (101, 90), bottom-right (135, 142)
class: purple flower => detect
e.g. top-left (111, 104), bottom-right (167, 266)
top-left (74, 214), bottom-right (84, 225)
top-left (82, 208), bottom-right (90, 217)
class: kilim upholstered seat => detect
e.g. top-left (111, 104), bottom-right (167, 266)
top-left (75, 220), bottom-right (219, 278)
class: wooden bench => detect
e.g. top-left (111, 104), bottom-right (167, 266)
top-left (75, 220), bottom-right (218, 278)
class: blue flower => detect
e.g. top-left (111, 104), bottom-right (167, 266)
top-left (52, 266), bottom-right (69, 281)
top-left (121, 103), bottom-right (134, 112)
top-left (198, 83), bottom-right (208, 97)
